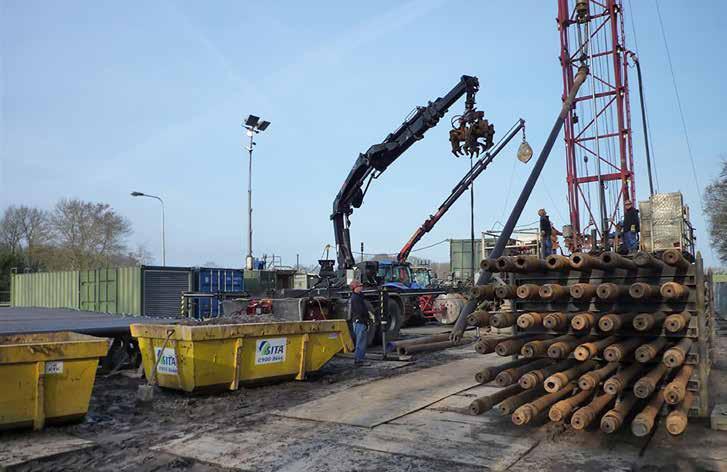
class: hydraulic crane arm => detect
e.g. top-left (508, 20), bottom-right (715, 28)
top-left (397, 119), bottom-right (526, 263)
top-left (331, 75), bottom-right (493, 271)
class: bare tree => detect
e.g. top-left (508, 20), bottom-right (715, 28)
top-left (50, 199), bottom-right (132, 269)
top-left (0, 207), bottom-right (24, 254)
top-left (705, 158), bottom-right (727, 264)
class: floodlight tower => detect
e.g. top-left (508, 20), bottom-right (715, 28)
top-left (557, 0), bottom-right (635, 249)
top-left (243, 114), bottom-right (271, 270)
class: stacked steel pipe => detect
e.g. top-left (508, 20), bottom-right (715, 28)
top-left (466, 251), bottom-right (712, 438)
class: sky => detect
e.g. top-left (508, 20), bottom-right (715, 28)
top-left (1, 1), bottom-right (724, 269)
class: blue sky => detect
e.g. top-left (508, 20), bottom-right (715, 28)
top-left (1, 1), bottom-right (724, 269)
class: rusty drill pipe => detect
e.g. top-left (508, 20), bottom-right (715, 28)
top-left (520, 359), bottom-right (577, 390)
top-left (603, 337), bottom-right (644, 362)
top-left (513, 382), bottom-right (577, 425)
top-left (598, 312), bottom-right (636, 333)
top-left (543, 312), bottom-right (574, 331)
top-left (539, 284), bottom-right (570, 301)
top-left (495, 256), bottom-right (517, 272)
top-left (662, 249), bottom-right (691, 269)
top-left (571, 312), bottom-right (601, 332)
top-left (544, 360), bottom-right (598, 393)
top-left (600, 392), bottom-right (638, 434)
top-left (470, 285), bottom-right (495, 299)
top-left (665, 390), bottom-right (695, 436)
top-left (522, 335), bottom-right (578, 358)
top-left (571, 392), bottom-right (616, 430)
top-left (664, 365), bottom-right (694, 405)
top-left (498, 386), bottom-right (546, 416)
top-left (548, 335), bottom-right (596, 359)
top-left (633, 312), bottom-right (667, 332)
top-left (603, 362), bottom-right (644, 395)
top-left (570, 283), bottom-right (597, 300)
top-left (631, 391), bottom-right (666, 437)
top-left (474, 356), bottom-right (535, 384)
top-left (490, 311), bottom-right (516, 328)
top-left (635, 337), bottom-right (669, 363)
top-left (573, 336), bottom-right (619, 361)
top-left (468, 384), bottom-right (523, 415)
top-left (514, 255), bottom-right (547, 273)
top-left (517, 312), bottom-right (544, 330)
top-left (391, 333), bottom-right (452, 352)
top-left (629, 282), bottom-right (662, 300)
top-left (660, 282), bottom-right (689, 301)
top-left (663, 338), bottom-right (693, 368)
top-left (600, 252), bottom-right (637, 270)
top-left (467, 310), bottom-right (491, 327)
top-left (664, 311), bottom-right (691, 333)
top-left (549, 387), bottom-right (594, 422)
top-left (480, 259), bottom-right (498, 272)
top-left (578, 362), bottom-right (619, 390)
top-left (494, 284), bottom-right (517, 299)
top-left (634, 251), bottom-right (665, 269)
top-left (495, 358), bottom-right (553, 387)
top-left (399, 340), bottom-right (464, 355)
top-left (546, 254), bottom-right (571, 271)
top-left (596, 283), bottom-right (630, 301)
top-left (516, 284), bottom-right (542, 300)
top-left (569, 252), bottom-right (608, 271)
top-left (633, 363), bottom-right (670, 398)
top-left (495, 337), bottom-right (538, 357)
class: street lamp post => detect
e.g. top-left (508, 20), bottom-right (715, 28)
top-left (130, 191), bottom-right (166, 266)
top-left (242, 115), bottom-right (271, 271)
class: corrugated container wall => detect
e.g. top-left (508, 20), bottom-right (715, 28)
top-left (117, 267), bottom-right (142, 315)
top-left (11, 271), bottom-right (80, 309)
top-left (142, 267), bottom-right (192, 317)
top-left (194, 268), bottom-right (244, 317)
top-left (449, 239), bottom-right (482, 283)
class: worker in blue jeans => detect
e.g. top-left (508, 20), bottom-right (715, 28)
top-left (349, 280), bottom-right (372, 366)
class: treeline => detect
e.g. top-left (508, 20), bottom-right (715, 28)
top-left (0, 199), bottom-right (150, 301)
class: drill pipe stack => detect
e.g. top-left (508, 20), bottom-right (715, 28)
top-left (466, 310), bottom-right (491, 327)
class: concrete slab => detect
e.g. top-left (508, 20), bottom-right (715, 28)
top-left (276, 357), bottom-right (483, 427)
top-left (0, 432), bottom-right (95, 469)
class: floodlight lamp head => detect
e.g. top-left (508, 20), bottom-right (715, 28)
top-left (130, 191), bottom-right (144, 197)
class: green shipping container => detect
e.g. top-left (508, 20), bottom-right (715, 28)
top-left (449, 239), bottom-right (482, 283)
top-left (10, 271), bottom-right (80, 309)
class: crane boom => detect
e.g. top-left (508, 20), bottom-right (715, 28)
top-left (331, 75), bottom-right (493, 271)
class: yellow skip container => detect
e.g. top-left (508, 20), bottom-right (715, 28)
top-left (130, 320), bottom-right (354, 392)
top-left (0, 332), bottom-right (109, 430)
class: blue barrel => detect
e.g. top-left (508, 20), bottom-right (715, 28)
top-left (194, 268), bottom-right (244, 317)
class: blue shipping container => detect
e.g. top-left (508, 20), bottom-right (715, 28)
top-left (194, 268), bottom-right (244, 317)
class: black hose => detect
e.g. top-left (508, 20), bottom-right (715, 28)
top-left (631, 55), bottom-right (655, 196)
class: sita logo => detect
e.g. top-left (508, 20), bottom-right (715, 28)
top-left (258, 340), bottom-right (284, 356)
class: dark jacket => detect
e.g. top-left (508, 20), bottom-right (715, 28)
top-left (539, 215), bottom-right (552, 237)
top-left (623, 208), bottom-right (640, 233)
top-left (350, 291), bottom-right (369, 326)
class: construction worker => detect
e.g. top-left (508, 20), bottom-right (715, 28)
top-left (539, 208), bottom-right (561, 258)
top-left (349, 280), bottom-right (371, 366)
top-left (622, 200), bottom-right (640, 253)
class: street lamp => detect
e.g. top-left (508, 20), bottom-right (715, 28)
top-left (242, 114), bottom-right (271, 271)
top-left (130, 191), bottom-right (166, 266)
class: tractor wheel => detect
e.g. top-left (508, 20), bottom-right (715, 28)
top-left (376, 298), bottom-right (402, 342)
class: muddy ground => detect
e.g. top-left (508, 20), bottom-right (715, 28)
top-left (3, 325), bottom-right (727, 472)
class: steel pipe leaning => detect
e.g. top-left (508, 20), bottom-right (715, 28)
top-left (389, 334), bottom-right (452, 353)
top-left (662, 249), bottom-right (690, 270)
top-left (469, 383), bottom-right (523, 415)
top-left (600, 392), bottom-right (638, 434)
top-left (660, 282), bottom-right (689, 300)
top-left (664, 365), bottom-right (694, 405)
top-left (663, 338), bottom-right (693, 368)
top-left (603, 363), bottom-right (644, 395)
top-left (398, 339), bottom-right (465, 355)
top-left (631, 392), bottom-right (666, 437)
top-left (570, 252), bottom-right (608, 271)
top-left (570, 283), bottom-right (597, 301)
top-left (634, 251), bottom-right (665, 270)
top-left (600, 252), bottom-right (637, 270)
top-left (571, 392), bottom-right (615, 430)
top-left (666, 390), bottom-right (695, 436)
top-left (633, 363), bottom-right (670, 399)
top-left (549, 387), bottom-right (594, 422)
top-left (633, 312), bottom-right (667, 332)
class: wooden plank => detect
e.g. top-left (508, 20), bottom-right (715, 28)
top-left (390, 408), bottom-right (524, 433)
top-left (339, 423), bottom-right (538, 469)
top-left (276, 357), bottom-right (484, 427)
top-left (0, 433), bottom-right (95, 469)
